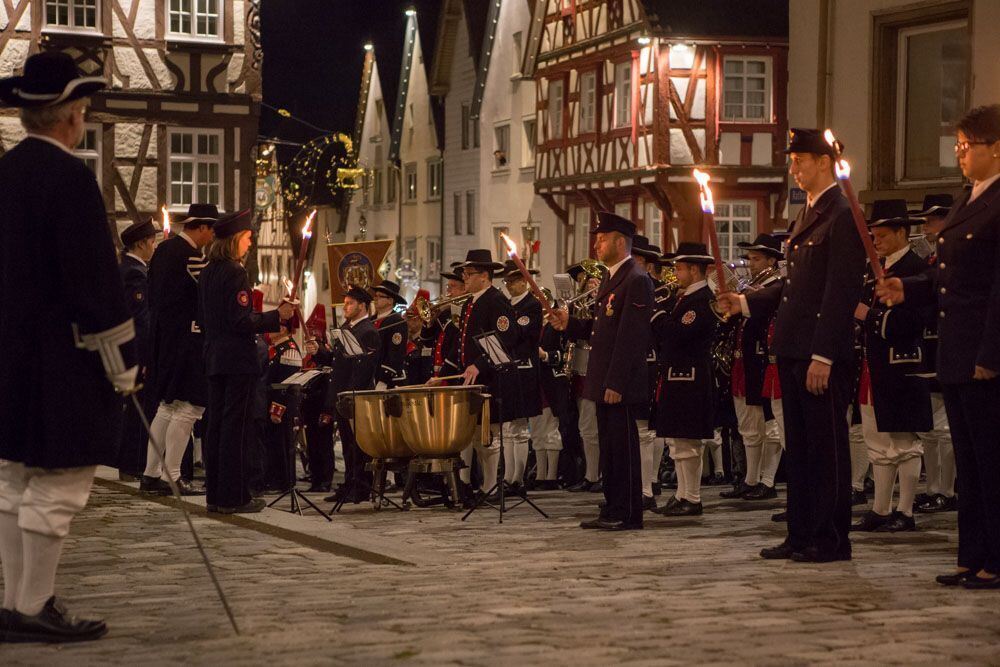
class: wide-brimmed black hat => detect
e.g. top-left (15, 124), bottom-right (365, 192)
top-left (344, 284), bottom-right (373, 305)
top-left (212, 208), bottom-right (253, 238)
top-left (459, 249), bottom-right (505, 272)
top-left (441, 261), bottom-right (464, 281)
top-left (632, 234), bottom-right (662, 260)
top-left (501, 260), bottom-right (539, 280)
top-left (120, 218), bottom-right (158, 247)
top-left (371, 279), bottom-right (407, 304)
top-left (783, 128), bottom-right (838, 158)
top-left (0, 51), bottom-right (106, 109)
top-left (178, 203), bottom-right (220, 226)
top-left (868, 199), bottom-right (909, 228)
top-left (591, 211), bottom-right (637, 237)
top-left (663, 241), bottom-right (714, 265)
top-left (910, 193), bottom-right (953, 218)
top-left (737, 233), bottom-right (784, 259)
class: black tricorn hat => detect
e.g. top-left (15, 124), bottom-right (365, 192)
top-left (459, 249), bottom-right (505, 272)
top-left (632, 234), bottom-right (662, 259)
top-left (868, 199), bottom-right (909, 228)
top-left (178, 203), bottom-right (220, 226)
top-left (591, 211), bottom-right (637, 237)
top-left (910, 193), bottom-right (953, 218)
top-left (212, 208), bottom-right (253, 238)
top-left (0, 51), bottom-right (106, 109)
top-left (120, 218), bottom-right (158, 247)
top-left (344, 284), bottom-right (373, 305)
top-left (663, 241), bottom-right (715, 265)
top-left (783, 128), bottom-right (838, 158)
top-left (502, 259), bottom-right (539, 279)
top-left (371, 279), bottom-right (407, 305)
top-left (737, 233), bottom-right (784, 259)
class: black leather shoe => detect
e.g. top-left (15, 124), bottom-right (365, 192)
top-left (850, 489), bottom-right (868, 506)
top-left (588, 480), bottom-right (603, 493)
top-left (936, 570), bottom-right (975, 586)
top-left (580, 517), bottom-right (606, 529)
top-left (568, 479), bottom-right (596, 493)
top-left (760, 542), bottom-right (798, 560)
top-left (771, 510), bottom-right (787, 522)
top-left (703, 472), bottom-right (727, 486)
top-left (651, 482), bottom-right (662, 496)
top-left (650, 496), bottom-right (680, 515)
top-left (851, 510), bottom-right (891, 532)
top-left (659, 499), bottom-right (703, 516)
top-left (118, 471), bottom-right (139, 483)
top-left (3, 597), bottom-right (106, 643)
top-left (642, 495), bottom-right (657, 511)
top-left (961, 575), bottom-right (1000, 590)
top-left (307, 483), bottom-right (332, 493)
top-left (174, 479), bottom-right (206, 496)
top-left (915, 494), bottom-right (957, 514)
top-left (720, 481), bottom-right (754, 499)
top-left (913, 492), bottom-right (932, 507)
top-left (863, 477), bottom-right (874, 494)
top-left (215, 498), bottom-right (266, 514)
top-left (743, 483), bottom-right (778, 500)
top-left (791, 546), bottom-right (851, 563)
top-left (139, 475), bottom-right (169, 496)
top-left (875, 512), bottom-right (916, 532)
top-left (593, 518), bottom-right (642, 531)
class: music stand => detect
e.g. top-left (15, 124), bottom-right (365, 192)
top-left (267, 371), bottom-right (332, 521)
top-left (462, 331), bottom-right (549, 523)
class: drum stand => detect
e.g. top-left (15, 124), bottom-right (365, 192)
top-left (366, 458), bottom-right (408, 511)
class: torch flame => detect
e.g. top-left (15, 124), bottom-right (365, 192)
top-left (824, 129), bottom-right (836, 146)
top-left (301, 209), bottom-right (316, 240)
top-left (500, 232), bottom-right (518, 257)
top-left (161, 206), bottom-right (171, 237)
top-left (283, 278), bottom-right (294, 297)
top-left (835, 158), bottom-right (851, 180)
top-left (692, 168), bottom-right (715, 215)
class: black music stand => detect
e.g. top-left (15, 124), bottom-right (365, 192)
top-left (462, 331), bottom-right (549, 523)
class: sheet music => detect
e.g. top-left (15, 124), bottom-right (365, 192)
top-left (552, 273), bottom-right (576, 304)
top-left (331, 328), bottom-right (364, 357)
top-left (475, 332), bottom-right (512, 366)
top-left (282, 370), bottom-right (323, 386)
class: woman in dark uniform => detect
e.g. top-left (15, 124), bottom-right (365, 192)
top-left (198, 210), bottom-right (292, 513)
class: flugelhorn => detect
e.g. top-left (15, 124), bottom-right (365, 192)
top-left (416, 293), bottom-right (473, 324)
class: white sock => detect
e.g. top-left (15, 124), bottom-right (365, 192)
top-left (678, 457), bottom-right (703, 504)
top-left (872, 463), bottom-right (896, 516)
top-left (535, 451), bottom-right (548, 481)
top-left (584, 439), bottom-right (600, 482)
top-left (849, 424), bottom-right (869, 491)
top-left (759, 442), bottom-right (782, 488)
top-left (480, 448), bottom-right (499, 492)
top-left (162, 417), bottom-right (196, 482)
top-left (545, 451), bottom-right (560, 481)
top-left (640, 436), bottom-right (655, 497)
top-left (0, 512), bottom-right (24, 610)
top-left (897, 457), bottom-right (921, 517)
top-left (708, 439), bottom-right (723, 475)
top-left (672, 455), bottom-right (687, 501)
top-left (744, 445), bottom-right (762, 486)
top-left (143, 406), bottom-right (171, 478)
top-left (17, 531), bottom-right (65, 616)
top-left (513, 440), bottom-right (529, 484)
top-left (652, 440), bottom-right (664, 486)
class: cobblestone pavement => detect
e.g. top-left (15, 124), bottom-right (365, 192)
top-left (3, 477), bottom-right (1000, 666)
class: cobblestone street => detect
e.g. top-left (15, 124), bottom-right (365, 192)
top-left (3, 471), bottom-right (999, 665)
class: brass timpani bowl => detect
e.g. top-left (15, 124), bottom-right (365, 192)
top-left (336, 390), bottom-right (412, 460)
top-left (392, 385), bottom-right (489, 458)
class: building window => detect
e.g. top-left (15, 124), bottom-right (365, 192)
top-left (461, 104), bottom-right (470, 149)
top-left (714, 201), bottom-right (755, 263)
top-left (574, 205), bottom-right (590, 262)
top-left (614, 61), bottom-right (631, 129)
top-left (372, 169), bottom-right (383, 205)
top-left (404, 163), bottom-right (417, 202)
top-left (492, 224), bottom-right (511, 264)
top-left (579, 71), bottom-right (596, 133)
top-left (493, 123), bottom-right (510, 170)
top-left (473, 114), bottom-right (480, 148)
top-left (466, 190), bottom-right (476, 236)
top-left (521, 117), bottom-right (537, 168)
top-left (614, 201), bottom-right (631, 220)
top-left (168, 129), bottom-right (222, 208)
top-left (426, 237), bottom-right (441, 276)
top-left (168, 0), bottom-right (221, 38)
top-left (644, 201), bottom-right (663, 251)
top-left (427, 159), bottom-right (442, 200)
top-left (403, 237), bottom-right (417, 266)
top-left (548, 80), bottom-right (564, 140)
top-left (387, 167), bottom-right (397, 203)
top-left (512, 31), bottom-right (523, 76)
top-left (722, 56), bottom-right (771, 122)
top-left (45, 0), bottom-right (97, 29)
top-left (74, 125), bottom-right (100, 181)
top-left (453, 192), bottom-right (463, 235)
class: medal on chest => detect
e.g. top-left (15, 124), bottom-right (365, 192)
top-left (605, 294), bottom-right (615, 318)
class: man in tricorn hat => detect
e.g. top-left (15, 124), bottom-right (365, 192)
top-left (370, 280), bottom-right (409, 389)
top-left (0, 51), bottom-right (137, 642)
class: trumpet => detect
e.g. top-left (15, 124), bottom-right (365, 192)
top-left (415, 293), bottom-right (472, 324)
top-left (563, 286), bottom-right (598, 306)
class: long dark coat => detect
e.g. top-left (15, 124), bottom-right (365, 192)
top-left (510, 292), bottom-right (544, 421)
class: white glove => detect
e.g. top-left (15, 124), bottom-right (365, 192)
top-left (375, 381), bottom-right (388, 391)
top-left (109, 366), bottom-right (139, 394)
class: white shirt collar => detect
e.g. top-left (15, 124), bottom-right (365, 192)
top-left (125, 252), bottom-right (147, 267)
top-left (26, 133), bottom-right (76, 157)
top-left (684, 279), bottom-right (708, 296)
top-left (471, 285), bottom-right (490, 303)
top-left (178, 230), bottom-right (199, 250)
top-left (970, 173), bottom-right (1000, 202)
top-left (883, 245), bottom-right (910, 270)
top-left (509, 291), bottom-right (529, 306)
top-left (349, 313), bottom-right (369, 327)
top-left (607, 255), bottom-right (630, 278)
top-left (807, 181), bottom-right (839, 206)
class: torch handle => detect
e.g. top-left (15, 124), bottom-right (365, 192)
top-left (289, 237), bottom-right (311, 301)
top-left (702, 212), bottom-right (729, 292)
top-left (837, 177), bottom-right (885, 282)
top-left (510, 252), bottom-right (557, 320)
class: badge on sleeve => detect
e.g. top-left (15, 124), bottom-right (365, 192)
top-left (237, 291), bottom-right (250, 307)
top-left (517, 315), bottom-right (530, 327)
top-left (133, 290), bottom-right (144, 302)
top-left (496, 316), bottom-right (510, 332)
top-left (681, 310), bottom-right (697, 325)
top-left (392, 332), bottom-right (403, 345)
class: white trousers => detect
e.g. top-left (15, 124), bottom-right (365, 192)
top-left (669, 438), bottom-right (704, 503)
top-left (0, 461), bottom-right (96, 537)
top-left (735, 397), bottom-right (765, 485)
top-left (758, 399), bottom-right (785, 487)
top-left (639, 423), bottom-right (664, 498)
top-left (529, 408), bottom-right (563, 451)
top-left (578, 398), bottom-right (600, 482)
top-left (144, 400), bottom-right (205, 482)
top-left (919, 393), bottom-right (955, 497)
top-left (703, 430), bottom-right (723, 475)
top-left (860, 403), bottom-right (924, 466)
top-left (849, 411), bottom-right (869, 492)
top-left (460, 424), bottom-right (500, 492)
top-left (502, 418), bottom-right (530, 485)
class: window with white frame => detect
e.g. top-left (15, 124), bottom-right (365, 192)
top-left (491, 224), bottom-right (511, 263)
top-left (403, 237), bottom-right (417, 266)
top-left (714, 201), bottom-right (756, 262)
top-left (614, 61), bottom-right (632, 128)
top-left (512, 31), bottom-right (523, 76)
top-left (426, 237), bottom-right (441, 276)
top-left (579, 71), bottom-right (596, 133)
top-left (168, 0), bottom-right (221, 39)
top-left (453, 192), bottom-right (463, 235)
top-left (493, 123), bottom-right (510, 169)
top-left (574, 206), bottom-right (590, 262)
top-left (45, 0), bottom-right (98, 29)
top-left (548, 80), bottom-right (564, 139)
top-left (75, 125), bottom-right (100, 181)
top-left (466, 190), bottom-right (476, 235)
top-left (427, 159), bottom-right (442, 200)
top-left (614, 201), bottom-right (631, 221)
top-left (404, 163), bottom-right (417, 202)
top-left (168, 129), bottom-right (222, 208)
top-left (722, 57), bottom-right (771, 122)
top-left (521, 117), bottom-right (537, 168)
top-left (644, 201), bottom-right (663, 251)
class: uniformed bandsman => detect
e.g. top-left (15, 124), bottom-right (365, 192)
top-left (565, 264), bottom-right (604, 493)
top-left (534, 310), bottom-right (570, 490)
top-left (371, 280), bottom-right (409, 389)
top-left (263, 323), bottom-right (303, 493)
top-left (428, 266), bottom-right (466, 379)
top-left (402, 290), bottom-right (434, 386)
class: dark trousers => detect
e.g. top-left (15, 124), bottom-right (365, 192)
top-left (205, 374), bottom-right (255, 508)
top-left (115, 386), bottom-right (155, 476)
top-left (777, 358), bottom-right (852, 554)
top-left (942, 379), bottom-right (1000, 573)
top-left (336, 416), bottom-right (371, 491)
top-left (596, 402), bottom-right (642, 526)
top-left (265, 420), bottom-right (296, 491)
top-left (306, 421), bottom-right (335, 487)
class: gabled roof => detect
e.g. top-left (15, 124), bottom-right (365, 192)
top-left (429, 0), bottom-right (491, 96)
top-left (388, 13), bottom-right (420, 165)
top-left (469, 0), bottom-right (502, 120)
top-left (352, 50), bottom-right (376, 156)
top-left (641, 0), bottom-right (788, 40)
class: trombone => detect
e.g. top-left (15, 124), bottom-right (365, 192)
top-left (415, 293), bottom-right (473, 324)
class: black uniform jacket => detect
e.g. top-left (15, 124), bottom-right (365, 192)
top-left (565, 257), bottom-right (654, 406)
top-left (373, 312), bottom-right (408, 386)
top-left (902, 181), bottom-right (1000, 384)
top-left (538, 323), bottom-right (572, 418)
top-left (862, 251), bottom-right (932, 432)
top-left (120, 254), bottom-right (152, 367)
top-left (198, 259), bottom-right (281, 376)
top-left (738, 274), bottom-right (782, 405)
top-left (322, 316), bottom-right (380, 412)
top-left (746, 186), bottom-right (866, 362)
top-left (510, 292), bottom-right (544, 420)
top-left (0, 137), bottom-right (136, 468)
top-left (148, 233), bottom-right (209, 405)
top-left (403, 338), bottom-right (434, 386)
top-left (651, 283), bottom-right (717, 439)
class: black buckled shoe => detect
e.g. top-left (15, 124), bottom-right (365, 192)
top-left (851, 510), bottom-right (891, 532)
top-left (174, 479), bottom-right (206, 496)
top-left (874, 511), bottom-right (916, 532)
top-left (2, 597), bottom-right (107, 643)
top-left (743, 483), bottom-right (778, 500)
top-left (771, 510), bottom-right (787, 522)
top-left (567, 479), bottom-right (596, 493)
top-left (915, 494), bottom-right (957, 514)
top-left (720, 481), bottom-right (754, 499)
top-left (138, 475), bottom-right (170, 496)
top-left (961, 575), bottom-right (1000, 590)
top-left (650, 495), bottom-right (680, 515)
top-left (760, 542), bottom-right (798, 560)
top-left (935, 570), bottom-right (975, 586)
